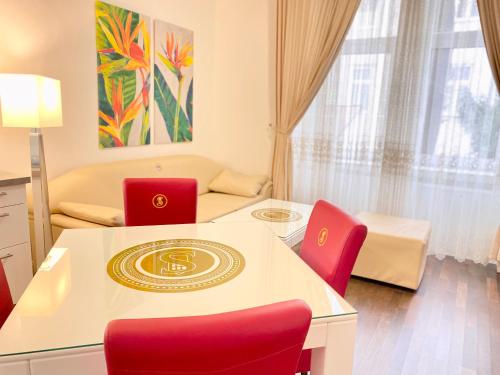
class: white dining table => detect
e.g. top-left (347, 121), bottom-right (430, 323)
top-left (213, 198), bottom-right (314, 249)
top-left (0, 222), bottom-right (357, 375)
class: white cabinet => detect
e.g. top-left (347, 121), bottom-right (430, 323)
top-left (0, 173), bottom-right (33, 303)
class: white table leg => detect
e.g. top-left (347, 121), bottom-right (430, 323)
top-left (310, 316), bottom-right (357, 375)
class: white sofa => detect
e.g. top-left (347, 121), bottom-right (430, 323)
top-left (28, 155), bottom-right (272, 241)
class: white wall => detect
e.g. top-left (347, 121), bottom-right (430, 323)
top-left (0, 0), bottom-right (275, 179)
top-left (212, 0), bottom-right (276, 176)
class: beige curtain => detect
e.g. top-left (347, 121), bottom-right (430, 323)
top-left (490, 227), bottom-right (500, 272)
top-left (478, 0), bottom-right (500, 93)
top-left (272, 0), bottom-right (361, 200)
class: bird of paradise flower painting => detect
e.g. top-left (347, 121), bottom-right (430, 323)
top-left (154, 20), bottom-right (193, 144)
top-left (95, 1), bottom-right (151, 148)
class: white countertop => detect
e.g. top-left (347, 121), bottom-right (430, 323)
top-left (0, 171), bottom-right (30, 187)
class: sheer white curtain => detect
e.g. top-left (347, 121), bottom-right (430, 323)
top-left (292, 0), bottom-right (500, 264)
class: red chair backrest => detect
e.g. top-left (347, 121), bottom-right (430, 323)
top-left (123, 178), bottom-right (197, 226)
top-left (104, 300), bottom-right (312, 375)
top-left (300, 200), bottom-right (367, 297)
top-left (0, 261), bottom-right (14, 329)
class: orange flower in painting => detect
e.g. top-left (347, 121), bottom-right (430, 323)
top-left (96, 10), bottom-right (150, 72)
top-left (157, 32), bottom-right (193, 79)
top-left (99, 79), bottom-right (143, 146)
top-left (156, 32), bottom-right (193, 142)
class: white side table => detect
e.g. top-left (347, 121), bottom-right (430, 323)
top-left (0, 171), bottom-right (33, 303)
top-left (213, 198), bottom-right (313, 249)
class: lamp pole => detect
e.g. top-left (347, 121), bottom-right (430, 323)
top-left (30, 128), bottom-right (53, 269)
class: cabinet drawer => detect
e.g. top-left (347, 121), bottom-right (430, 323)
top-left (0, 361), bottom-right (30, 375)
top-left (0, 204), bottom-right (29, 249)
top-left (30, 350), bottom-right (106, 375)
top-left (0, 243), bottom-right (33, 303)
top-left (0, 185), bottom-right (26, 208)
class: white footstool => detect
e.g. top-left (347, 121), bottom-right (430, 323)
top-left (352, 212), bottom-right (431, 290)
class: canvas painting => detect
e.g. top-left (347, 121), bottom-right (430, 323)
top-left (96, 1), bottom-right (151, 148)
top-left (154, 20), bottom-right (193, 144)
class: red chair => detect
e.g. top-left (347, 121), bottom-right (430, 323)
top-left (0, 261), bottom-right (14, 329)
top-left (104, 300), bottom-right (312, 375)
top-left (297, 199), bottom-right (367, 374)
top-left (123, 178), bottom-right (197, 226)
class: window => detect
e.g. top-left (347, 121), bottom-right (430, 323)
top-left (293, 0), bottom-right (500, 175)
top-left (422, 0), bottom-right (499, 169)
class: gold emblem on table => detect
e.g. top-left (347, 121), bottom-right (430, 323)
top-left (152, 194), bottom-right (168, 208)
top-left (251, 208), bottom-right (302, 222)
top-left (317, 227), bottom-right (328, 247)
top-left (107, 239), bottom-right (245, 292)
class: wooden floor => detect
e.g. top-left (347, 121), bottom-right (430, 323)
top-left (344, 256), bottom-right (500, 375)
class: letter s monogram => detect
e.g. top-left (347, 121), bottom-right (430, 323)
top-left (159, 250), bottom-right (197, 275)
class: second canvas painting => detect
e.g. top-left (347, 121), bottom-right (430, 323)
top-left (154, 20), bottom-right (194, 144)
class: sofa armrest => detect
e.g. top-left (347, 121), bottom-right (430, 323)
top-left (259, 180), bottom-right (273, 198)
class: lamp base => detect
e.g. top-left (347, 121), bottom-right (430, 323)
top-left (30, 128), bottom-right (53, 269)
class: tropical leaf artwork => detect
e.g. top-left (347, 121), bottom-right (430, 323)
top-left (96, 1), bottom-right (151, 148)
top-left (154, 20), bottom-right (193, 144)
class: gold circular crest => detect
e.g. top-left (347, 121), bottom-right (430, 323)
top-left (317, 227), bottom-right (328, 247)
top-left (152, 194), bottom-right (168, 208)
top-left (107, 239), bottom-right (245, 293)
top-left (251, 208), bottom-right (302, 222)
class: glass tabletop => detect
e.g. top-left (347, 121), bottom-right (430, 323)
top-left (0, 222), bottom-right (356, 358)
top-left (213, 198), bottom-right (314, 239)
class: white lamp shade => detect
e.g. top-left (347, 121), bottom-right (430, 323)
top-left (0, 74), bottom-right (63, 128)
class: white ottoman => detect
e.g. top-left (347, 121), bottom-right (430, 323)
top-left (352, 212), bottom-right (431, 290)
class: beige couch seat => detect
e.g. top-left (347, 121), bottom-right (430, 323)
top-left (29, 154), bottom-right (272, 247)
top-left (352, 212), bottom-right (431, 290)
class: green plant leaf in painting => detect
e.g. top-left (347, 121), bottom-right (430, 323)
top-left (99, 132), bottom-right (115, 149)
top-left (98, 57), bottom-right (129, 76)
top-left (98, 53), bottom-right (137, 111)
top-left (114, 70), bottom-right (137, 109)
top-left (120, 120), bottom-right (133, 146)
top-left (140, 107), bottom-right (150, 145)
top-left (154, 64), bottom-right (191, 142)
top-left (97, 56), bottom-right (113, 119)
top-left (186, 78), bottom-right (193, 126)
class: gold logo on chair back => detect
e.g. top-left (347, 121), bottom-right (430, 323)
top-left (317, 227), bottom-right (328, 247)
top-left (152, 194), bottom-right (168, 208)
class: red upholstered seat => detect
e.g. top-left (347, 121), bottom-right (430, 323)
top-left (104, 300), bottom-right (312, 375)
top-left (0, 261), bottom-right (14, 329)
top-left (123, 178), bottom-right (197, 226)
top-left (297, 199), bottom-right (367, 373)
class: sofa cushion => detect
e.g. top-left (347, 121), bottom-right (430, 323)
top-left (50, 214), bottom-right (108, 229)
top-left (208, 170), bottom-right (268, 197)
top-left (197, 193), bottom-right (266, 223)
top-left (58, 201), bottom-right (124, 227)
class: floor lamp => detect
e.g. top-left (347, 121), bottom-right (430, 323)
top-left (0, 74), bottom-right (63, 269)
